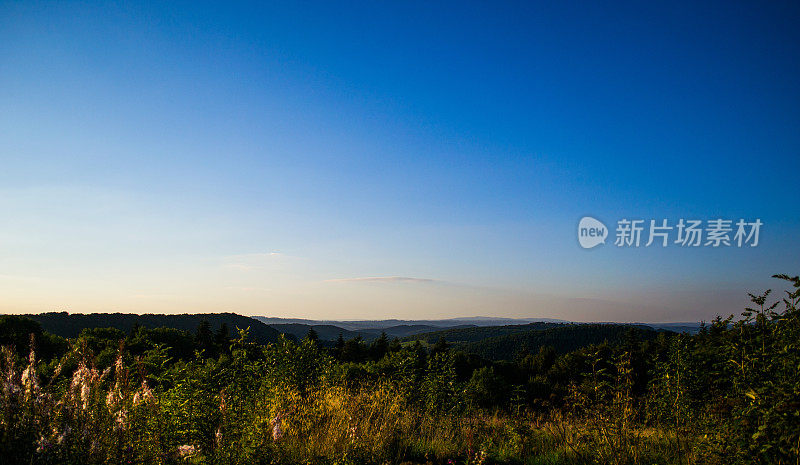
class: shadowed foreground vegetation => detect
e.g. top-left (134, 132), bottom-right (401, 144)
top-left (1, 274), bottom-right (798, 465)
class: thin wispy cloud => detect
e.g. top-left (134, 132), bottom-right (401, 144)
top-left (221, 252), bottom-right (287, 271)
top-left (324, 276), bottom-right (440, 284)
top-left (223, 286), bottom-right (271, 292)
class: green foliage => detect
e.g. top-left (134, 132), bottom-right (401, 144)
top-left (25, 312), bottom-right (281, 345)
top-left (0, 273), bottom-right (798, 464)
top-left (466, 366), bottom-right (509, 409)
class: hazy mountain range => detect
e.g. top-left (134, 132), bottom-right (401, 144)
top-left (253, 316), bottom-right (702, 341)
top-left (17, 313), bottom-right (703, 353)
top-left (253, 316), bottom-right (572, 341)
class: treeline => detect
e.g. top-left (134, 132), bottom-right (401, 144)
top-left (1, 317), bottom-right (238, 367)
top-left (23, 312), bottom-right (281, 344)
top-left (406, 323), bottom-right (662, 360)
top-left (403, 322), bottom-right (568, 343)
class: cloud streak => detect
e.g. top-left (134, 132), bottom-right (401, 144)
top-left (221, 252), bottom-right (288, 271)
top-left (324, 276), bottom-right (440, 284)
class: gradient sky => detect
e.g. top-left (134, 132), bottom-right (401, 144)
top-left (1, 1), bottom-right (799, 322)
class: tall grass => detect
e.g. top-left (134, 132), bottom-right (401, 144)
top-left (0, 336), bottom-right (702, 465)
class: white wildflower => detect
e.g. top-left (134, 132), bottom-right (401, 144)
top-left (270, 413), bottom-right (283, 441)
top-left (177, 444), bottom-right (197, 458)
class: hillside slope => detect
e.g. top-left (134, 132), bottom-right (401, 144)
top-left (404, 322), bottom-right (568, 343)
top-left (25, 312), bottom-right (281, 344)
top-left (406, 322), bottom-right (664, 360)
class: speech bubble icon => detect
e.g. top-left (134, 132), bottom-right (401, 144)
top-left (578, 216), bottom-right (608, 249)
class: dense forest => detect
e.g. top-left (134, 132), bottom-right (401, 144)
top-left (24, 312), bottom-right (282, 345)
top-left (0, 274), bottom-right (798, 465)
top-left (265, 323), bottom-right (476, 342)
top-left (403, 323), bottom-right (662, 360)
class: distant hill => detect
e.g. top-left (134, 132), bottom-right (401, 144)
top-left (268, 323), bottom-right (370, 341)
top-left (403, 322), bottom-right (569, 344)
top-left (24, 312), bottom-right (282, 345)
top-left (645, 322), bottom-right (703, 334)
top-left (254, 316), bottom-right (566, 329)
top-left (263, 322), bottom-right (475, 341)
top-left (19, 313), bottom-right (679, 355)
top-left (405, 322), bottom-right (665, 360)
top-left (254, 316), bottom-right (565, 333)
top-left (381, 324), bottom-right (470, 338)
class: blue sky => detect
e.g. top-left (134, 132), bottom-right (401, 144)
top-left (1, 1), bottom-right (798, 321)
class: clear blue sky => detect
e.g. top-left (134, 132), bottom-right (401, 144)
top-left (1, 1), bottom-right (798, 321)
